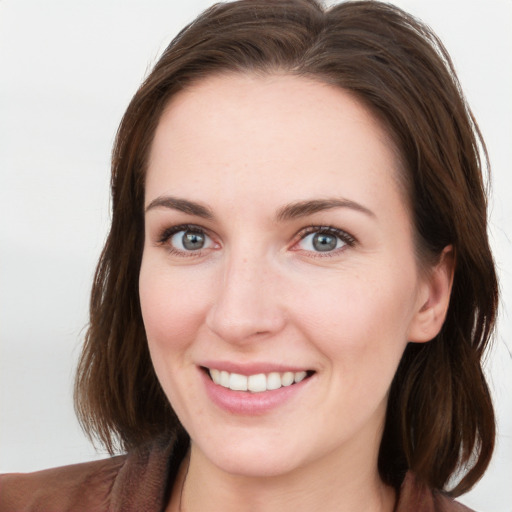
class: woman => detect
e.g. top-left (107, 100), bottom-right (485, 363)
top-left (0, 0), bottom-right (498, 510)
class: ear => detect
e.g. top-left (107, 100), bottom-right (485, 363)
top-left (408, 245), bottom-right (455, 343)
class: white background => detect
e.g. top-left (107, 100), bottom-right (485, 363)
top-left (0, 1), bottom-right (510, 510)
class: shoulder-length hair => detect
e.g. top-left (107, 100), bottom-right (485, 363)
top-left (75, 0), bottom-right (497, 496)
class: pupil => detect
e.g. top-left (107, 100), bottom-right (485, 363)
top-left (183, 231), bottom-right (205, 250)
top-left (313, 233), bottom-right (337, 252)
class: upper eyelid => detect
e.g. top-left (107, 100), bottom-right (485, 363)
top-left (294, 225), bottom-right (356, 244)
top-left (157, 223), bottom-right (211, 242)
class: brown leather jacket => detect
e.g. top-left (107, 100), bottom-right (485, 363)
top-left (0, 434), bottom-right (474, 512)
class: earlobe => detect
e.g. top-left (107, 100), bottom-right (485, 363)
top-left (408, 246), bottom-right (455, 343)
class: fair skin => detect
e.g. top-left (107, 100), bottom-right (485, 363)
top-left (139, 74), bottom-right (453, 512)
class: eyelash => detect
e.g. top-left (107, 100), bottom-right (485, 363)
top-left (156, 223), bottom-right (356, 258)
top-left (157, 224), bottom-right (212, 258)
top-left (295, 226), bottom-right (356, 258)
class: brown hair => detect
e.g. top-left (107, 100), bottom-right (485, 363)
top-left (75, 0), bottom-right (497, 496)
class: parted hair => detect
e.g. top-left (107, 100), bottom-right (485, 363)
top-left (75, 0), bottom-right (497, 496)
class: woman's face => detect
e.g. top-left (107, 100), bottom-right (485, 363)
top-left (139, 74), bottom-right (432, 478)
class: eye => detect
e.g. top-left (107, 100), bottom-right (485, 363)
top-left (171, 229), bottom-right (212, 251)
top-left (295, 227), bottom-right (354, 254)
top-left (158, 224), bottom-right (216, 254)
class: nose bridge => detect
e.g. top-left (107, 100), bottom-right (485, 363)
top-left (206, 245), bottom-right (285, 343)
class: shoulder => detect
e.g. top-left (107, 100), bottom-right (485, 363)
top-left (397, 472), bottom-right (476, 512)
top-left (0, 433), bottom-right (187, 512)
top-left (0, 455), bottom-right (127, 512)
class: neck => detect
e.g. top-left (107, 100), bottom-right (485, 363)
top-left (168, 438), bottom-right (396, 512)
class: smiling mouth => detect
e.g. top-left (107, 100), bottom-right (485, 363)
top-left (202, 367), bottom-right (315, 393)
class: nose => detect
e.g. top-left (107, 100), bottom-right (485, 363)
top-left (205, 252), bottom-right (286, 344)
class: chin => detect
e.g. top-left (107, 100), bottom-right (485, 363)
top-left (191, 431), bottom-right (310, 479)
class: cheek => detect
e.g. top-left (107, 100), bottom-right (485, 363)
top-left (138, 258), bottom-right (214, 415)
top-left (295, 268), bottom-right (417, 370)
top-left (139, 259), bottom-right (211, 352)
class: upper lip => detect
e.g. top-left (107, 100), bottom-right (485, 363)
top-left (199, 361), bottom-right (313, 375)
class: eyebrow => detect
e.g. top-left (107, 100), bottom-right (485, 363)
top-left (145, 196), bottom-right (214, 219)
top-left (275, 198), bottom-right (375, 222)
top-left (145, 195), bottom-right (375, 221)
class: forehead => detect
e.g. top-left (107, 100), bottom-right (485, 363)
top-left (146, 73), bottom-right (405, 214)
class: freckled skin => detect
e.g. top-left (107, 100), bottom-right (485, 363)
top-left (139, 74), bottom-right (450, 511)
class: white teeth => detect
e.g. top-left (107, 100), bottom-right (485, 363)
top-left (266, 372), bottom-right (282, 390)
top-left (220, 370), bottom-right (230, 387)
top-left (294, 371), bottom-right (307, 383)
top-left (208, 368), bottom-right (310, 393)
top-left (210, 368), bottom-right (221, 385)
top-left (229, 373), bottom-right (248, 391)
top-left (281, 372), bottom-right (294, 387)
top-left (248, 373), bottom-right (267, 392)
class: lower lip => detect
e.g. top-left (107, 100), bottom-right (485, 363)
top-left (201, 369), bottom-right (312, 415)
